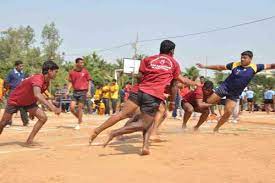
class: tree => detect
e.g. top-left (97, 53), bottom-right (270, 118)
top-left (0, 26), bottom-right (42, 77)
top-left (41, 22), bottom-right (63, 62)
top-left (183, 66), bottom-right (200, 80)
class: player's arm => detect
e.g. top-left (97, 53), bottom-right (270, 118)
top-left (264, 64), bottom-right (275, 70)
top-left (168, 79), bottom-right (178, 111)
top-left (196, 63), bottom-right (227, 71)
top-left (33, 86), bottom-right (60, 114)
top-left (176, 75), bottom-right (200, 87)
top-left (87, 81), bottom-right (91, 97)
top-left (195, 98), bottom-right (213, 109)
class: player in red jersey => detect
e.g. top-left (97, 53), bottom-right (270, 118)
top-left (67, 58), bottom-right (92, 130)
top-left (0, 61), bottom-right (61, 145)
top-left (181, 81), bottom-right (214, 130)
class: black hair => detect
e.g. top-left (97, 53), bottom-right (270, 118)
top-left (112, 79), bottom-right (117, 82)
top-left (241, 51), bottom-right (253, 58)
top-left (42, 60), bottom-right (59, 75)
top-left (15, 60), bottom-right (23, 66)
top-left (203, 81), bottom-right (214, 90)
top-left (75, 57), bottom-right (84, 63)
top-left (200, 76), bottom-right (205, 79)
top-left (160, 40), bottom-right (176, 54)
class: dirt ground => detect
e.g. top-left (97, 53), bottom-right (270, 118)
top-left (0, 111), bottom-right (275, 183)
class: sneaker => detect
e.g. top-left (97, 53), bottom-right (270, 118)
top-left (231, 120), bottom-right (238, 124)
top-left (74, 124), bottom-right (80, 130)
top-left (5, 124), bottom-right (11, 128)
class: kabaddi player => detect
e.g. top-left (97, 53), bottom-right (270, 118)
top-left (100, 40), bottom-right (199, 155)
top-left (197, 51), bottom-right (275, 132)
top-left (67, 58), bottom-right (92, 130)
top-left (0, 61), bottom-right (61, 145)
top-left (181, 81), bottom-right (214, 130)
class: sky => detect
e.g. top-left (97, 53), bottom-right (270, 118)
top-left (0, 0), bottom-right (275, 75)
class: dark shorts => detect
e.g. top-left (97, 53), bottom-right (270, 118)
top-left (214, 85), bottom-right (239, 102)
top-left (128, 92), bottom-right (138, 105)
top-left (264, 99), bottom-right (273, 104)
top-left (5, 103), bottom-right (38, 114)
top-left (72, 90), bottom-right (87, 104)
top-left (137, 91), bottom-right (162, 116)
top-left (247, 98), bottom-right (254, 103)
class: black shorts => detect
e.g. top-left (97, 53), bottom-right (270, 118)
top-left (72, 90), bottom-right (87, 104)
top-left (264, 99), bottom-right (273, 104)
top-left (137, 91), bottom-right (162, 117)
top-left (5, 103), bottom-right (38, 114)
top-left (247, 98), bottom-right (254, 103)
top-left (128, 92), bottom-right (138, 105)
top-left (214, 85), bottom-right (239, 102)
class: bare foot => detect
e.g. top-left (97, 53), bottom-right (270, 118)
top-left (182, 124), bottom-right (187, 129)
top-left (193, 127), bottom-right (200, 132)
top-left (213, 128), bottom-right (219, 134)
top-left (89, 129), bottom-right (99, 145)
top-left (150, 135), bottom-right (163, 143)
top-left (103, 132), bottom-right (115, 148)
top-left (140, 148), bottom-right (150, 156)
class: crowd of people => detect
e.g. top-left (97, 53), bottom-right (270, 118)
top-left (0, 40), bottom-right (274, 155)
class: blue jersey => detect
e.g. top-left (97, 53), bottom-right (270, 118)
top-left (264, 90), bottom-right (274, 100)
top-left (221, 62), bottom-right (265, 96)
top-left (246, 90), bottom-right (254, 99)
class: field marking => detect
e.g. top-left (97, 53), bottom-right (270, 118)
top-left (0, 148), bottom-right (41, 154)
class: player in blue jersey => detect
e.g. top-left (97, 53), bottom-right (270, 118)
top-left (197, 51), bottom-right (275, 132)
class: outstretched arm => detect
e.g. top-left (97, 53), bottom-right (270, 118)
top-left (196, 63), bottom-right (227, 71)
top-left (264, 64), bottom-right (275, 70)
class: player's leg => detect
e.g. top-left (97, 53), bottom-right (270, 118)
top-left (70, 100), bottom-right (79, 118)
top-left (182, 102), bottom-right (194, 129)
top-left (25, 106), bottom-right (47, 144)
top-left (89, 99), bottom-right (138, 144)
top-left (213, 99), bottom-right (236, 132)
top-left (193, 108), bottom-right (210, 130)
top-left (103, 118), bottom-right (144, 147)
top-left (150, 102), bottom-right (166, 141)
top-left (0, 112), bottom-right (13, 134)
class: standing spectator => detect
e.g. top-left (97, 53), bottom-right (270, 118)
top-left (94, 84), bottom-right (103, 113)
top-left (110, 79), bottom-right (119, 114)
top-left (246, 87), bottom-right (254, 113)
top-left (172, 89), bottom-right (181, 119)
top-left (102, 80), bottom-right (111, 115)
top-left (240, 90), bottom-right (247, 113)
top-left (264, 87), bottom-right (274, 114)
top-left (5, 60), bottom-right (29, 126)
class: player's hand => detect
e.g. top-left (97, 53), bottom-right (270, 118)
top-left (53, 107), bottom-right (62, 115)
top-left (196, 63), bottom-right (205, 69)
top-left (168, 102), bottom-right (176, 111)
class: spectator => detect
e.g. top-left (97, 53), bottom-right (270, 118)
top-left (264, 87), bottom-right (274, 114)
top-left (110, 79), bottom-right (119, 114)
top-left (246, 87), bottom-right (254, 113)
top-left (102, 80), bottom-right (111, 115)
